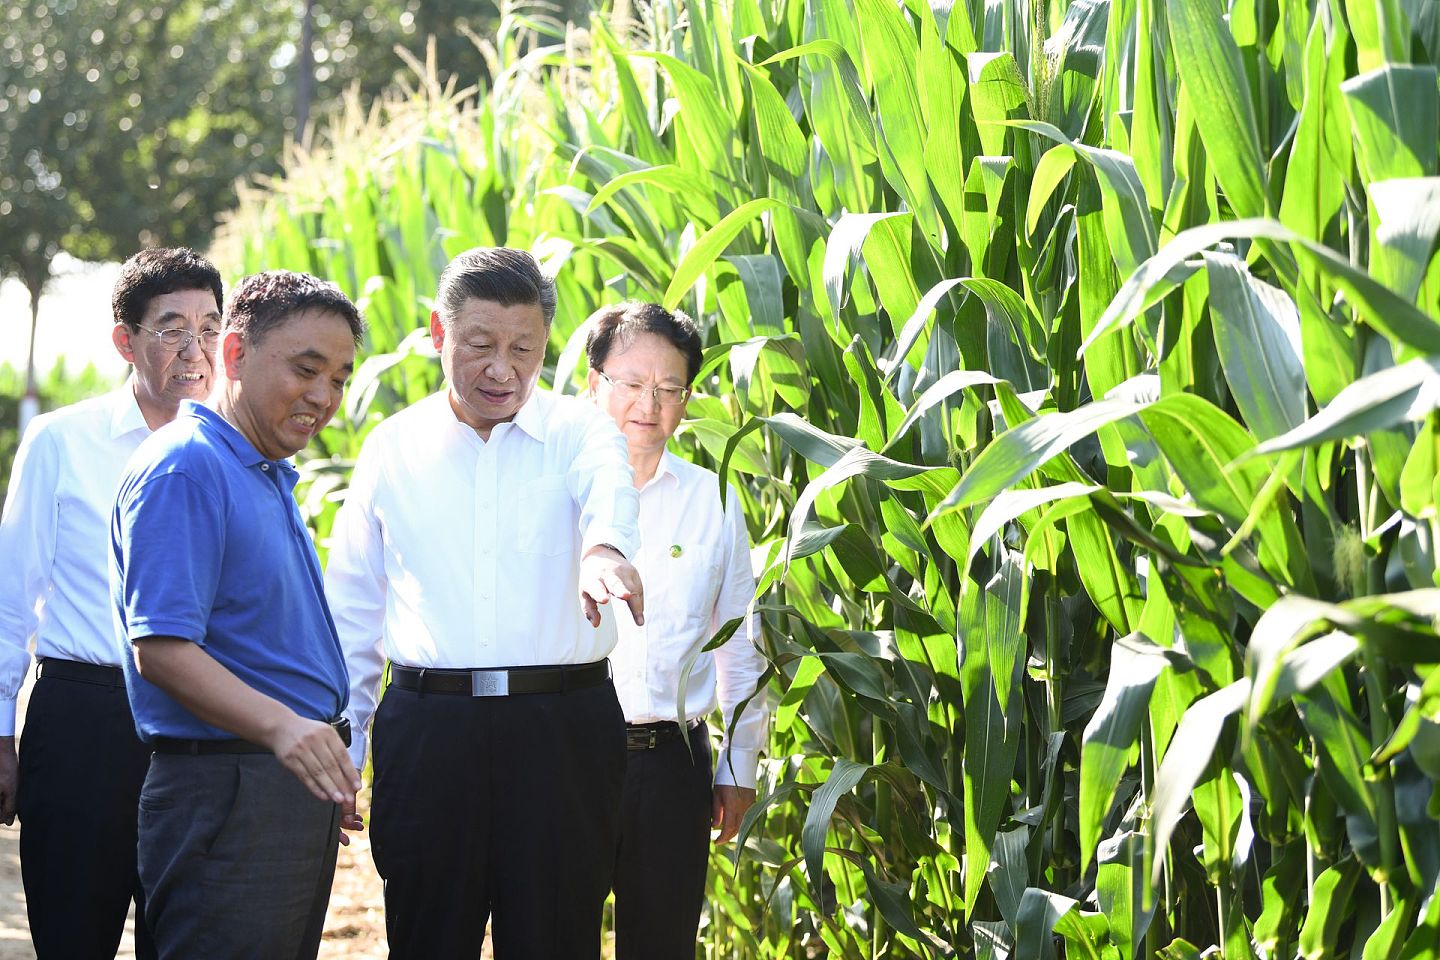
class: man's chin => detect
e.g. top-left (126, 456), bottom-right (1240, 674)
top-left (171, 382), bottom-right (210, 400)
top-left (460, 399), bottom-right (519, 425)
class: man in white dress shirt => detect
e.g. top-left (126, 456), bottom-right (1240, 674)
top-left (0, 248), bottom-right (223, 959)
top-left (325, 246), bottom-right (644, 960)
top-left (585, 301), bottom-right (770, 957)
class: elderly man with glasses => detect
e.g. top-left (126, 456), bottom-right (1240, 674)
top-left (0, 248), bottom-right (223, 959)
top-left (585, 301), bottom-right (770, 959)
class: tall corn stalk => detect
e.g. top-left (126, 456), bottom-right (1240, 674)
top-left (216, 0), bottom-right (1440, 955)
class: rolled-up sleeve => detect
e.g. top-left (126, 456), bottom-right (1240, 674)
top-left (568, 406), bottom-right (639, 559)
top-left (0, 425), bottom-right (59, 736)
top-left (114, 472), bottom-right (223, 646)
top-left (324, 451), bottom-right (390, 771)
top-left (711, 486), bottom-right (768, 788)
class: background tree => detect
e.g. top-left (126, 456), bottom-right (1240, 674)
top-left (0, 0), bottom-right (501, 413)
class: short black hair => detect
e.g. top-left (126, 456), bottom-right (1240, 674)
top-left (112, 248), bottom-right (223, 329)
top-left (584, 301), bottom-right (703, 383)
top-left (435, 247), bottom-right (557, 328)
top-left (224, 271), bottom-right (366, 346)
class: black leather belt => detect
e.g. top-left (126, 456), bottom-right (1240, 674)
top-left (626, 719), bottom-right (704, 751)
top-left (37, 658), bottom-right (124, 687)
top-left (390, 660), bottom-right (610, 697)
top-left (151, 718), bottom-right (352, 755)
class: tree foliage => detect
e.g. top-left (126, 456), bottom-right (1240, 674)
top-left (0, 0), bottom-right (495, 300)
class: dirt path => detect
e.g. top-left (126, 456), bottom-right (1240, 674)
top-left (0, 822), bottom-right (35, 960)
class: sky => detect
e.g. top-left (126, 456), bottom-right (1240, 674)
top-left (0, 255), bottom-right (130, 390)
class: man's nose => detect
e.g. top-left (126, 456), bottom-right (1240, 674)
top-left (303, 378), bottom-right (334, 408)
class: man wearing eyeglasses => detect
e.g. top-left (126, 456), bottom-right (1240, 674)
top-left (0, 247), bottom-right (222, 959)
top-left (585, 302), bottom-right (769, 959)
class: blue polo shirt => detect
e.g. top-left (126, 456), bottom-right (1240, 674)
top-left (111, 400), bottom-right (348, 741)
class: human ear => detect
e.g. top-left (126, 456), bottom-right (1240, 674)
top-left (111, 324), bottom-right (137, 363)
top-left (430, 311), bottom-right (445, 352)
top-left (220, 330), bottom-right (246, 378)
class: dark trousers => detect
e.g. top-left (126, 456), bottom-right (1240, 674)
top-left (137, 753), bottom-right (340, 960)
top-left (614, 723), bottom-right (713, 960)
top-left (18, 669), bottom-right (157, 960)
top-left (370, 679), bottom-right (626, 959)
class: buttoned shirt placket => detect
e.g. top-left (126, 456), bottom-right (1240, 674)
top-left (471, 426), bottom-right (500, 659)
top-left (628, 468), bottom-right (675, 701)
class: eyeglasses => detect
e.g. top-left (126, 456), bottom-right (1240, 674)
top-left (135, 324), bottom-right (222, 352)
top-left (596, 372), bottom-right (691, 406)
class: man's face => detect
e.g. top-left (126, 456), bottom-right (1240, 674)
top-left (587, 332), bottom-right (690, 462)
top-left (431, 298), bottom-right (547, 435)
top-left (112, 288), bottom-right (222, 427)
top-left (223, 309), bottom-right (356, 460)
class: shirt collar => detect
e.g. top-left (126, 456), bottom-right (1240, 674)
top-left (181, 399), bottom-right (293, 476)
top-left (438, 387), bottom-right (550, 443)
top-left (110, 380), bottom-right (151, 440)
top-left (510, 389), bottom-right (548, 442)
top-left (640, 451), bottom-right (682, 493)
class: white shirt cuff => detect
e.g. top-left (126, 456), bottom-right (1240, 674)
top-left (0, 698), bottom-right (16, 737)
top-left (348, 732), bottom-right (368, 773)
top-left (714, 746), bottom-right (760, 789)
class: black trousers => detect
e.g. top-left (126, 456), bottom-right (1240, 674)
top-left (138, 753), bottom-right (340, 960)
top-left (613, 723), bottom-right (713, 960)
top-left (18, 669), bottom-right (157, 960)
top-left (370, 678), bottom-right (626, 959)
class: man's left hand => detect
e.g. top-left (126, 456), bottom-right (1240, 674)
top-left (712, 784), bottom-right (756, 844)
top-left (579, 546), bottom-right (644, 627)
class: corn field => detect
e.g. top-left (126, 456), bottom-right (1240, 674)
top-left (216, 0), bottom-right (1440, 954)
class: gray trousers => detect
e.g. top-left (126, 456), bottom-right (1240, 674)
top-left (137, 753), bottom-right (340, 960)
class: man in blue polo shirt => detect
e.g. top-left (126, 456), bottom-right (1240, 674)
top-left (111, 270), bottom-right (365, 960)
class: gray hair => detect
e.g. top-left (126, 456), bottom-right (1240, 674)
top-left (435, 247), bottom-right (557, 328)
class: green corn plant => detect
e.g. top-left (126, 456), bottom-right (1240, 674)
top-left (218, 0), bottom-right (1440, 954)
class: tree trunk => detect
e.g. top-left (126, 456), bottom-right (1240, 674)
top-left (295, 0), bottom-right (316, 141)
top-left (20, 281), bottom-right (41, 436)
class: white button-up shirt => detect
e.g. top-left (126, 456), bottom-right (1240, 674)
top-left (613, 452), bottom-right (769, 788)
top-left (325, 388), bottom-right (640, 769)
top-left (0, 385), bottom-right (150, 735)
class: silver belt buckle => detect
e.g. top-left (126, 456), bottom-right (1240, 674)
top-left (471, 670), bottom-right (510, 697)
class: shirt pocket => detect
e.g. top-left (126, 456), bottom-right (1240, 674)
top-left (661, 552), bottom-right (723, 630)
top-left (515, 475), bottom-right (574, 557)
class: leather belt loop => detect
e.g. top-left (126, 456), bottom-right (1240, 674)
top-left (417, 667), bottom-right (427, 699)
